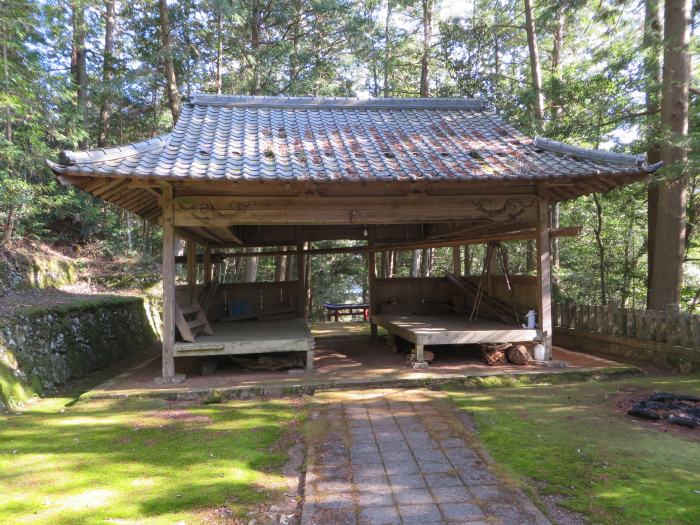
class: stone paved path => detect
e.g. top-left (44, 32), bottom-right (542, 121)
top-left (301, 389), bottom-right (550, 525)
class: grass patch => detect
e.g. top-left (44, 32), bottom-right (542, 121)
top-left (0, 395), bottom-right (302, 524)
top-left (445, 375), bottom-right (700, 525)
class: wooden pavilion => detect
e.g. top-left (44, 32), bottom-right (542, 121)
top-left (48, 95), bottom-right (659, 382)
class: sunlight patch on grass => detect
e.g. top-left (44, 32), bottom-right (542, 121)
top-left (0, 396), bottom-right (302, 524)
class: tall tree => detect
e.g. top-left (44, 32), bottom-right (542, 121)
top-left (643, 0), bottom-right (662, 305)
top-left (158, 0), bottom-right (180, 122)
top-left (384, 0), bottom-right (393, 97)
top-left (419, 0), bottom-right (432, 97)
top-left (71, 1), bottom-right (88, 148)
top-left (649, 0), bottom-right (692, 309)
top-left (97, 0), bottom-right (116, 148)
top-left (523, 0), bottom-right (544, 126)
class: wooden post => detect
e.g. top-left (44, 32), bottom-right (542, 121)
top-left (297, 241), bottom-right (307, 319)
top-left (536, 195), bottom-right (553, 359)
top-left (412, 343), bottom-right (428, 368)
top-left (368, 247), bottom-right (378, 339)
top-left (157, 184), bottom-right (184, 383)
top-left (203, 246), bottom-right (212, 286)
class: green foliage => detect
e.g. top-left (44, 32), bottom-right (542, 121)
top-left (0, 0), bottom-right (696, 308)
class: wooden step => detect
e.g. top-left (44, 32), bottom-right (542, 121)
top-left (187, 318), bottom-right (207, 329)
top-left (180, 305), bottom-right (200, 316)
top-left (174, 300), bottom-right (215, 342)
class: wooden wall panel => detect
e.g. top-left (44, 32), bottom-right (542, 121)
top-left (373, 276), bottom-right (537, 316)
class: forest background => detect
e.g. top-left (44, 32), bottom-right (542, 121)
top-left (0, 0), bottom-right (698, 320)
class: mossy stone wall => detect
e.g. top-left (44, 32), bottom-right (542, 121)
top-left (0, 249), bottom-right (78, 291)
top-left (0, 297), bottom-right (160, 410)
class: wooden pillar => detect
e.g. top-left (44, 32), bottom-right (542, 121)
top-left (157, 184), bottom-right (183, 383)
top-left (186, 241), bottom-right (197, 303)
top-left (368, 247), bottom-right (378, 339)
top-left (203, 246), bottom-right (212, 286)
top-left (297, 241), bottom-right (307, 319)
top-left (536, 195), bottom-right (553, 359)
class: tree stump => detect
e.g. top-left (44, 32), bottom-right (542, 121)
top-left (506, 344), bottom-right (532, 366)
top-left (480, 343), bottom-right (510, 366)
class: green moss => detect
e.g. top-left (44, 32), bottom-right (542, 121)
top-left (0, 361), bottom-right (37, 410)
top-left (0, 396), bottom-right (302, 523)
top-left (446, 375), bottom-right (700, 525)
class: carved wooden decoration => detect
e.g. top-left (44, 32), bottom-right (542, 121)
top-left (172, 195), bottom-right (538, 227)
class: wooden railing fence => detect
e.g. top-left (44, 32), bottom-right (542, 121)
top-left (553, 302), bottom-right (700, 352)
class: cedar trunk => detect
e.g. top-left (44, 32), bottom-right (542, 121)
top-left (158, 0), bottom-right (180, 122)
top-left (648, 0), bottom-right (691, 309)
top-left (644, 0), bottom-right (662, 305)
top-left (97, 0), bottom-right (115, 147)
top-left (523, 0), bottom-right (544, 124)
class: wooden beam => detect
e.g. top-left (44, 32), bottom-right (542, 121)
top-left (172, 195), bottom-right (539, 226)
top-left (536, 195), bottom-right (553, 359)
top-left (173, 226), bottom-right (581, 262)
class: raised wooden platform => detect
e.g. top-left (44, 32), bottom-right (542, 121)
top-left (173, 318), bottom-right (314, 371)
top-left (372, 314), bottom-right (542, 368)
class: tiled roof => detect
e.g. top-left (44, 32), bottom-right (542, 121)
top-left (48, 95), bottom-right (659, 183)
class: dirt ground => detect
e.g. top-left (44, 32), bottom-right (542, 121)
top-left (94, 323), bottom-right (624, 395)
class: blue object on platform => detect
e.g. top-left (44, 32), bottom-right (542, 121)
top-left (229, 299), bottom-right (250, 317)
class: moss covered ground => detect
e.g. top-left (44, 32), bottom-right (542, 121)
top-left (0, 395), bottom-right (302, 524)
top-left (445, 375), bottom-right (700, 525)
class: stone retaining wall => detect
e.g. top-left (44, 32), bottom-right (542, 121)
top-left (554, 328), bottom-right (700, 373)
top-left (0, 296), bottom-right (160, 409)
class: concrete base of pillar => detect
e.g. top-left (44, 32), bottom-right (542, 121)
top-left (154, 373), bottom-right (187, 385)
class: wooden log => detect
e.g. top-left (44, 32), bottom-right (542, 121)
top-left (480, 343), bottom-right (510, 366)
top-left (506, 344), bottom-right (531, 365)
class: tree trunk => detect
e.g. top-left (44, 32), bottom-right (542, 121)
top-left (158, 0), bottom-right (180, 123)
top-left (644, 0), bottom-right (663, 306)
top-left (593, 193), bottom-right (607, 304)
top-left (285, 247), bottom-right (294, 281)
top-left (97, 0), bottom-right (115, 148)
top-left (523, 0), bottom-right (544, 125)
top-left (384, 0), bottom-right (392, 97)
top-left (419, 0), bottom-right (432, 97)
top-left (215, 11), bottom-right (223, 94)
top-left (1, 16), bottom-right (11, 144)
top-left (452, 246), bottom-right (461, 275)
top-left (1, 204), bottom-right (14, 248)
top-left (250, 0), bottom-right (262, 95)
top-left (464, 245), bottom-right (471, 275)
top-left (72, 1), bottom-right (88, 148)
top-left (526, 241), bottom-right (536, 273)
top-left (648, 0), bottom-right (691, 309)
top-left (549, 8), bottom-right (564, 122)
top-left (244, 247), bottom-right (260, 282)
top-left (275, 246), bottom-right (287, 281)
top-left (421, 248), bottom-right (433, 277)
top-left (410, 249), bottom-right (422, 277)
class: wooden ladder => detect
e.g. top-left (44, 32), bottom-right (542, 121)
top-left (175, 299), bottom-right (214, 343)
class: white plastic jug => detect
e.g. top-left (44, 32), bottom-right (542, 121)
top-left (533, 343), bottom-right (546, 361)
